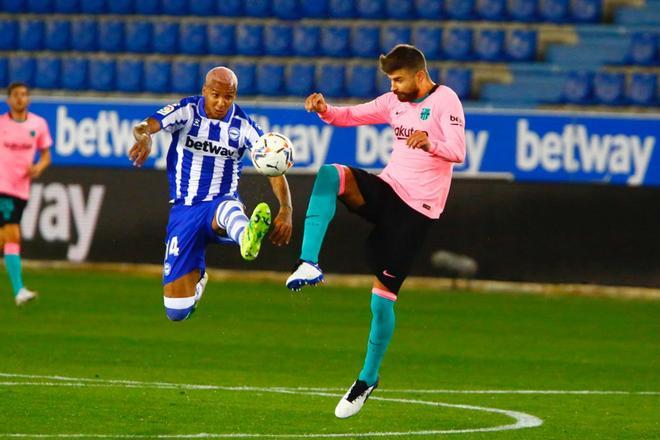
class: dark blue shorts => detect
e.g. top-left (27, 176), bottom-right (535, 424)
top-left (162, 196), bottom-right (241, 285)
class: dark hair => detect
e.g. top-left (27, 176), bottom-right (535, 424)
top-left (7, 81), bottom-right (29, 96)
top-left (379, 44), bottom-right (427, 74)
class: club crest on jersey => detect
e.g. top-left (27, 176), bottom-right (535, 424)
top-left (420, 108), bottom-right (431, 121)
top-left (157, 104), bottom-right (176, 116)
top-left (228, 127), bottom-right (240, 141)
top-left (30, 130), bottom-right (36, 137)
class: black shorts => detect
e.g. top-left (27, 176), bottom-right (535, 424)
top-left (0, 194), bottom-right (27, 227)
top-left (339, 167), bottom-right (433, 295)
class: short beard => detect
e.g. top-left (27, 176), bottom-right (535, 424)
top-left (394, 88), bottom-right (420, 102)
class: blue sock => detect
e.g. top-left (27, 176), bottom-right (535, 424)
top-left (358, 292), bottom-right (396, 386)
top-left (4, 247), bottom-right (24, 296)
top-left (300, 164), bottom-right (341, 263)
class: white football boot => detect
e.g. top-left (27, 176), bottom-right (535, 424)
top-left (334, 378), bottom-right (379, 419)
top-left (286, 260), bottom-right (324, 291)
top-left (194, 272), bottom-right (209, 304)
top-left (15, 287), bottom-right (38, 306)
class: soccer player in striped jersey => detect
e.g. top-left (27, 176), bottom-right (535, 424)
top-left (129, 67), bottom-right (292, 322)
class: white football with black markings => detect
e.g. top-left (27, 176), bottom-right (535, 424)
top-left (250, 132), bottom-right (294, 177)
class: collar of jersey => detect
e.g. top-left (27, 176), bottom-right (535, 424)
top-left (198, 98), bottom-right (234, 123)
top-left (412, 83), bottom-right (440, 103)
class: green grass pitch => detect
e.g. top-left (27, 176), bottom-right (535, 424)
top-left (0, 269), bottom-right (658, 439)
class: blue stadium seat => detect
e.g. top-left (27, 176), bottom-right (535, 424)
top-left (507, 0), bottom-right (537, 21)
top-left (116, 59), bottom-right (143, 93)
top-left (0, 58), bottom-right (7, 87)
top-left (189, 0), bottom-right (214, 16)
top-left (381, 25), bottom-right (411, 53)
top-left (107, 0), bottom-right (132, 14)
top-left (61, 57), bottom-right (88, 90)
top-left (125, 21), bottom-right (152, 53)
top-left (474, 29), bottom-right (504, 61)
top-left (293, 25), bottom-right (320, 56)
top-left (45, 19), bottom-right (70, 51)
top-left (98, 20), bottom-right (124, 53)
top-left (235, 23), bottom-right (263, 56)
top-left (377, 69), bottom-right (390, 94)
top-left (428, 66), bottom-right (440, 83)
top-left (264, 23), bottom-right (292, 56)
top-left (19, 19), bottom-right (44, 51)
top-left (171, 60), bottom-right (200, 94)
top-left (244, 0), bottom-right (270, 17)
top-left (80, 0), bottom-right (105, 14)
top-left (569, 0), bottom-right (600, 22)
top-left (0, 18), bottom-right (17, 50)
top-left (626, 33), bottom-right (657, 66)
top-left (1, 0), bottom-right (25, 13)
top-left (317, 64), bottom-right (345, 97)
top-left (593, 71), bottom-right (624, 105)
top-left (272, 0), bottom-right (299, 19)
top-left (134, 0), bottom-right (159, 14)
top-left (216, 0), bottom-right (241, 16)
top-left (143, 59), bottom-right (171, 94)
top-left (351, 26), bottom-right (380, 58)
top-left (539, 0), bottom-right (568, 22)
top-left (199, 60), bottom-right (220, 80)
top-left (328, 0), bottom-right (354, 17)
top-left (301, 0), bottom-right (327, 17)
top-left (356, 0), bottom-right (384, 19)
top-left (256, 63), bottom-right (285, 96)
top-left (285, 63), bottom-right (315, 96)
top-left (153, 22), bottom-right (179, 55)
top-left (443, 68), bottom-right (472, 99)
top-left (230, 62), bottom-right (256, 94)
top-left (207, 23), bottom-right (235, 55)
top-left (70, 19), bottom-right (97, 52)
top-left (562, 71), bottom-right (592, 104)
top-left (32, 58), bottom-right (58, 89)
top-left (442, 28), bottom-right (473, 61)
top-left (505, 29), bottom-right (537, 61)
top-left (627, 73), bottom-right (656, 105)
top-left (89, 59), bottom-right (115, 92)
top-left (9, 56), bottom-right (35, 85)
top-left (161, 0), bottom-right (187, 15)
top-left (386, 0), bottom-right (415, 19)
top-left (321, 25), bottom-right (351, 58)
top-left (346, 64), bottom-right (377, 98)
top-left (444, 0), bottom-right (474, 20)
top-left (476, 0), bottom-right (505, 20)
top-left (54, 0), bottom-right (78, 13)
top-left (412, 25), bottom-right (442, 60)
top-left (179, 22), bottom-right (206, 55)
top-left (415, 0), bottom-right (443, 19)
top-left (27, 0), bottom-right (53, 13)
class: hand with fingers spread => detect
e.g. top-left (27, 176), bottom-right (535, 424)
top-left (304, 93), bottom-right (328, 114)
top-left (270, 206), bottom-right (293, 247)
top-left (406, 130), bottom-right (431, 152)
top-left (128, 121), bottom-right (153, 167)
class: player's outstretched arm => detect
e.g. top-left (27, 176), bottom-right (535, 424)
top-left (304, 92), bottom-right (389, 127)
top-left (268, 175), bottom-right (293, 247)
top-left (129, 117), bottom-right (161, 167)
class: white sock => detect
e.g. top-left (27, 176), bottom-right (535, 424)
top-left (215, 199), bottom-right (248, 244)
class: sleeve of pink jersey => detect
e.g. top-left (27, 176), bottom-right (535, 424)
top-left (318, 94), bottom-right (391, 127)
top-left (37, 118), bottom-right (53, 150)
top-left (428, 91), bottom-right (466, 163)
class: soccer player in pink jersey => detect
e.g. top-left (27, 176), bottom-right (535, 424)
top-left (286, 45), bottom-right (466, 418)
top-left (0, 82), bottom-right (52, 306)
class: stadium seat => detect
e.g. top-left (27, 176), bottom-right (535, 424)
top-left (53, 0), bottom-right (77, 13)
top-left (8, 56), bottom-right (35, 85)
top-left (179, 22), bottom-right (206, 55)
top-left (1, 0), bottom-right (25, 13)
top-left (593, 71), bottom-right (624, 105)
top-left (134, 0), bottom-right (159, 14)
top-left (444, 0), bottom-right (475, 20)
top-left (300, 0), bottom-right (327, 17)
top-left (381, 25), bottom-right (411, 53)
top-left (346, 64), bottom-right (377, 98)
top-left (235, 23), bottom-right (263, 56)
top-left (125, 21), bottom-right (152, 53)
top-left (386, 0), bottom-right (415, 19)
top-left (317, 64), bottom-right (345, 97)
top-left (272, 0), bottom-right (299, 19)
top-left (321, 25), bottom-right (351, 58)
top-left (442, 27), bottom-right (473, 61)
top-left (35, 57), bottom-right (60, 89)
top-left (328, 0), bottom-right (354, 17)
top-left (143, 59), bottom-right (171, 94)
top-left (189, 0), bottom-right (214, 16)
top-left (475, 0), bottom-right (506, 20)
top-left (70, 19), bottom-right (97, 52)
top-left (562, 71), bottom-right (592, 104)
top-left (428, 66), bottom-right (440, 83)
top-left (0, 18), bottom-right (17, 50)
top-left (171, 60), bottom-right (200, 95)
top-left (98, 20), bottom-right (124, 53)
top-left (89, 58), bottom-right (116, 92)
top-left (376, 68), bottom-right (391, 94)
top-left (505, 29), bottom-right (537, 61)
top-left (412, 25), bottom-right (442, 60)
top-left (61, 57), bottom-right (88, 90)
top-left (244, 0), bottom-right (270, 17)
top-left (153, 22), bottom-right (179, 55)
top-left (80, 0), bottom-right (105, 14)
top-left (256, 63), bottom-right (285, 96)
top-left (626, 33), bottom-right (657, 66)
top-left (507, 0), bottom-right (537, 21)
top-left (443, 68), bottom-right (472, 99)
top-left (161, 0), bottom-right (187, 15)
top-left (199, 60), bottom-right (221, 80)
top-left (356, 0), bottom-right (384, 19)
top-left (350, 25), bottom-right (380, 58)
top-left (285, 63), bottom-right (315, 96)
top-left (116, 59), bottom-right (143, 93)
top-left (216, 0), bottom-right (241, 16)
top-left (293, 25), bottom-right (320, 57)
top-left (230, 62), bottom-right (256, 95)
top-left (19, 19), bottom-right (44, 51)
top-left (107, 0), bottom-right (132, 14)
top-left (627, 73), bottom-right (657, 106)
top-left (539, 0), bottom-right (568, 22)
top-left (0, 58), bottom-right (7, 87)
top-left (415, 0), bottom-right (443, 18)
top-left (474, 29), bottom-right (504, 61)
top-left (27, 0), bottom-right (52, 13)
top-left (207, 23), bottom-right (235, 56)
top-left (44, 19), bottom-right (70, 52)
top-left (569, 0), bottom-right (600, 22)
top-left (264, 23), bottom-right (292, 56)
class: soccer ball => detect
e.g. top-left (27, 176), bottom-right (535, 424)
top-left (251, 132), bottom-right (294, 177)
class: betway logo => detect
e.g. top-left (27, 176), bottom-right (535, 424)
top-left (184, 136), bottom-right (235, 157)
top-left (56, 106), bottom-right (169, 169)
top-left (517, 119), bottom-right (655, 184)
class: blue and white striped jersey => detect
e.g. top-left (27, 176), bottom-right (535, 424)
top-left (151, 96), bottom-right (263, 206)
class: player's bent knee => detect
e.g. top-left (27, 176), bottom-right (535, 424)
top-left (163, 296), bottom-right (195, 322)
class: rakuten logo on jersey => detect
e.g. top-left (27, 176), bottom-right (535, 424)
top-left (184, 136), bottom-right (235, 157)
top-left (393, 125), bottom-right (428, 140)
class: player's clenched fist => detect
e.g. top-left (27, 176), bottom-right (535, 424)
top-left (304, 93), bottom-right (328, 113)
top-left (406, 130), bottom-right (431, 152)
top-left (129, 121), bottom-right (153, 167)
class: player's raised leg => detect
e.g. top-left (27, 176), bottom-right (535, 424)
top-left (211, 196), bottom-right (271, 261)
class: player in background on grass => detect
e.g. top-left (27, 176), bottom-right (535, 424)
top-left (286, 45), bottom-right (466, 418)
top-left (129, 67), bottom-right (293, 322)
top-left (0, 82), bottom-right (52, 306)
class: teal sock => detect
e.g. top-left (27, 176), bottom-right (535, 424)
top-left (358, 293), bottom-right (396, 386)
top-left (4, 254), bottom-right (24, 296)
top-left (300, 164), bottom-right (340, 263)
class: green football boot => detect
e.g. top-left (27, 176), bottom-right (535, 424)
top-left (240, 202), bottom-right (272, 261)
